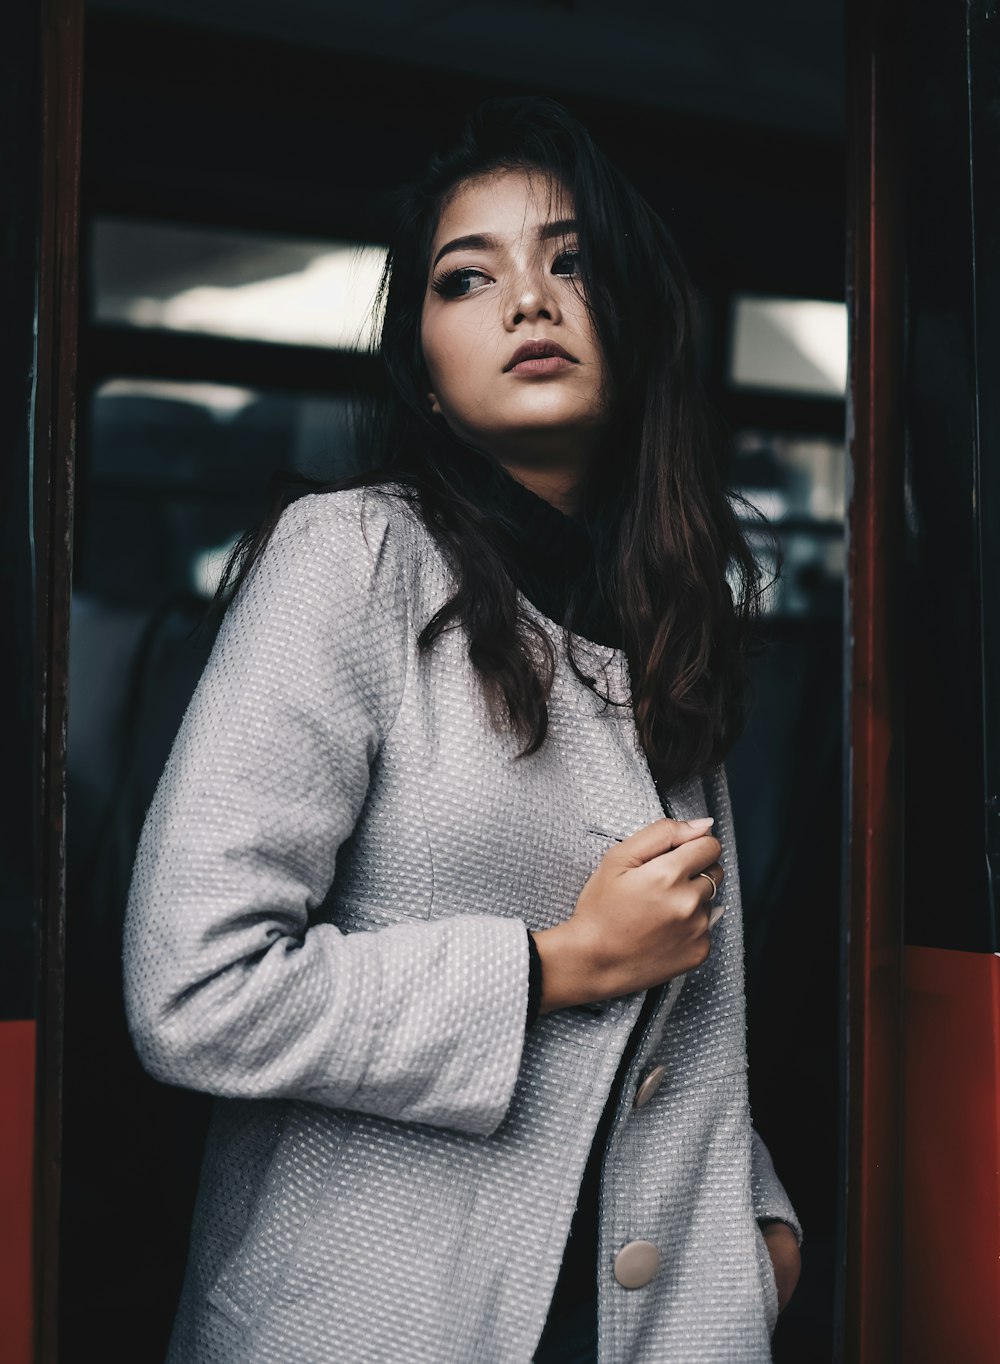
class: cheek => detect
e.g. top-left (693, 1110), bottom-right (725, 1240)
top-left (420, 309), bottom-right (444, 388)
top-left (421, 312), bottom-right (467, 398)
top-left (422, 309), bottom-right (494, 405)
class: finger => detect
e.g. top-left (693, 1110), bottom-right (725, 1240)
top-left (693, 866), bottom-right (722, 897)
top-left (641, 836), bottom-right (723, 881)
top-left (697, 871), bottom-right (727, 929)
top-left (695, 861), bottom-right (725, 892)
top-left (612, 816), bottom-right (716, 870)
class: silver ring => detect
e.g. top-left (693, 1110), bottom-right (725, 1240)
top-left (698, 872), bottom-right (718, 902)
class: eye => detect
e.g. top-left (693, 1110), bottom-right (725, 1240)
top-left (431, 267), bottom-right (493, 299)
top-left (552, 249), bottom-right (581, 277)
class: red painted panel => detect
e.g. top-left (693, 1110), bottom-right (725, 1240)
top-left (0, 1020), bottom-right (35, 1364)
top-left (902, 947), bottom-right (1000, 1363)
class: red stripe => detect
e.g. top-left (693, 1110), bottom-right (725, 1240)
top-left (0, 1020), bottom-right (35, 1364)
top-left (902, 948), bottom-right (1000, 1361)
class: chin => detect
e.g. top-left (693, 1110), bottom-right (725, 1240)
top-left (486, 407), bottom-right (605, 441)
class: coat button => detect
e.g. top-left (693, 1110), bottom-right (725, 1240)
top-left (633, 1064), bottom-right (666, 1108)
top-left (613, 1239), bottom-right (661, 1288)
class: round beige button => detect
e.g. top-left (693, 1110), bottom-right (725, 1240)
top-left (613, 1239), bottom-right (661, 1289)
top-left (633, 1064), bottom-right (667, 1109)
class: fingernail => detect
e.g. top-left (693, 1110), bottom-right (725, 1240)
top-left (685, 817), bottom-right (715, 829)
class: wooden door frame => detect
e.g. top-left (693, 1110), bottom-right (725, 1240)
top-left (842, 0), bottom-right (906, 1359)
top-left (32, 0), bottom-right (83, 1360)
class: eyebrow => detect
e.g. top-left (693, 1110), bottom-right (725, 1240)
top-left (431, 218), bottom-right (579, 270)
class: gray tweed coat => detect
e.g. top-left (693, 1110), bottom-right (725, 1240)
top-left (123, 484), bottom-right (803, 1364)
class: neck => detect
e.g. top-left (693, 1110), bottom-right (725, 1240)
top-left (444, 447), bottom-right (623, 649)
top-left (495, 463), bottom-right (583, 519)
top-left (475, 424), bottom-right (609, 520)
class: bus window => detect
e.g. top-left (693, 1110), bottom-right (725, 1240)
top-left (91, 218), bottom-right (387, 350)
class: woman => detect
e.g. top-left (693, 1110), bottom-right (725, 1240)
top-left (124, 96), bottom-right (803, 1363)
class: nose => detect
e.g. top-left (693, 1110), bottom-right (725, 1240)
top-left (504, 265), bottom-right (562, 330)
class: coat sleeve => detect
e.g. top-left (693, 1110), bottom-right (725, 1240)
top-left (122, 490), bottom-right (531, 1139)
top-left (751, 1126), bottom-right (804, 1248)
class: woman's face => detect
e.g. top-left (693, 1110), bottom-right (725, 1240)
top-left (420, 167), bottom-right (611, 482)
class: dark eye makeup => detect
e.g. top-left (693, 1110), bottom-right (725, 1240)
top-left (431, 248), bottom-right (581, 298)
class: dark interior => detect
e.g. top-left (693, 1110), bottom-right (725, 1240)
top-left (62, 5), bottom-right (846, 1359)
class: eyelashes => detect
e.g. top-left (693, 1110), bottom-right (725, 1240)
top-left (430, 267), bottom-right (488, 299)
top-left (431, 249), bottom-right (582, 299)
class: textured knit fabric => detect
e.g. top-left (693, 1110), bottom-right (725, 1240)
top-left (123, 481), bottom-right (803, 1363)
top-left (455, 460), bottom-right (801, 1347)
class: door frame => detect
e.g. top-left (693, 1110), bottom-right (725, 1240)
top-left (842, 0), bottom-right (906, 1358)
top-left (19, 3), bottom-right (905, 1359)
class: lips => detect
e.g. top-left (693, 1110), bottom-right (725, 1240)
top-left (503, 339), bottom-right (577, 372)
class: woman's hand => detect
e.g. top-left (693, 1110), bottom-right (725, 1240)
top-left (759, 1219), bottom-right (802, 1313)
top-left (532, 816), bottom-right (725, 1013)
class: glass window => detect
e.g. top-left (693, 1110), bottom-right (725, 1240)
top-left (728, 428), bottom-right (846, 618)
top-left (79, 378), bottom-right (365, 605)
top-left (729, 293), bottom-right (847, 396)
top-left (90, 219), bottom-right (388, 350)
top-left (730, 427), bottom-right (845, 522)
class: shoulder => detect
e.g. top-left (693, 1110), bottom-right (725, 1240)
top-left (217, 484), bottom-right (423, 697)
top-left (242, 481), bottom-right (448, 637)
top-left (272, 481), bottom-right (427, 572)
top-left (243, 481), bottom-right (425, 596)
top-left (275, 485), bottom-right (422, 548)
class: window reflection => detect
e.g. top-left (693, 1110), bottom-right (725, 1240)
top-left (92, 219), bottom-right (388, 349)
top-left (80, 379), bottom-right (363, 604)
top-left (730, 293), bottom-right (848, 396)
top-left (730, 427), bottom-right (846, 618)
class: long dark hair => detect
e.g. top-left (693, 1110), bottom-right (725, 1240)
top-left (209, 95), bottom-right (779, 790)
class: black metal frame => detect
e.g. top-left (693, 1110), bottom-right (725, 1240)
top-left (901, 0), bottom-right (997, 953)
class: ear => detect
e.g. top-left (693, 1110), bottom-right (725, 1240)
top-left (427, 390), bottom-right (442, 416)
